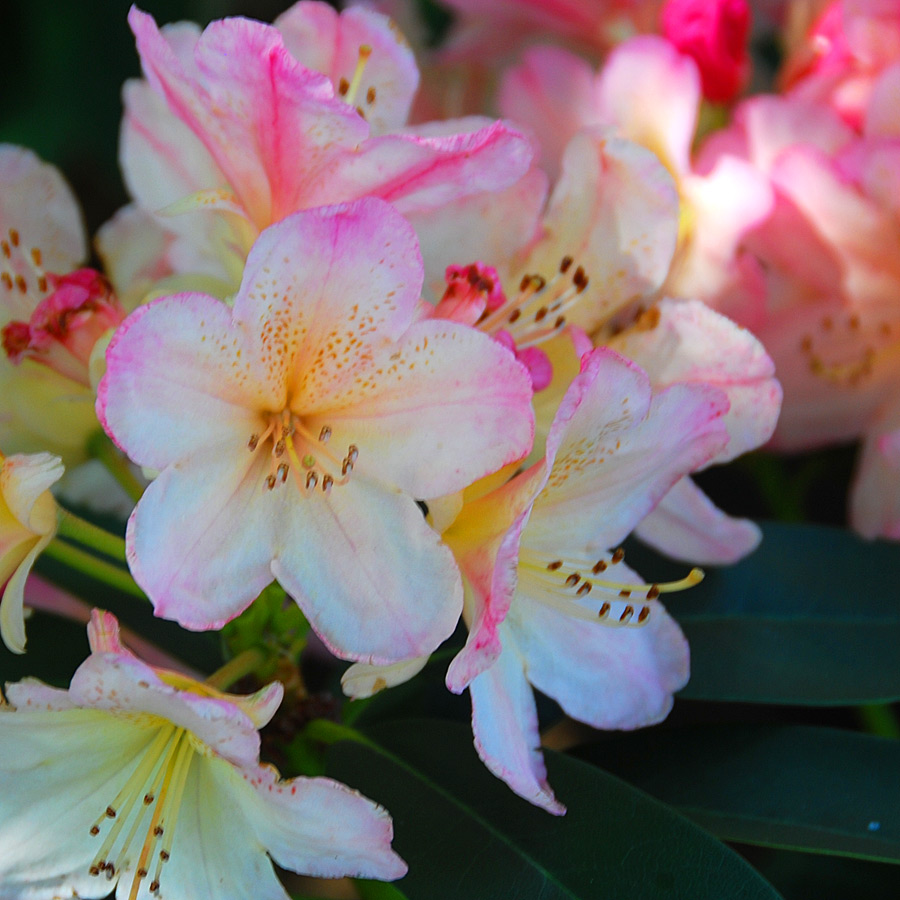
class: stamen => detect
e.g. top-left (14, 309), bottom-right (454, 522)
top-left (342, 45), bottom-right (373, 107)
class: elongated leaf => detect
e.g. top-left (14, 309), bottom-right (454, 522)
top-left (325, 719), bottom-right (782, 900)
top-left (578, 724), bottom-right (900, 864)
top-left (623, 521), bottom-right (900, 704)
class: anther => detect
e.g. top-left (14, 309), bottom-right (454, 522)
top-left (598, 602), bottom-right (611, 619)
top-left (9, 229), bottom-right (19, 247)
top-left (338, 77), bottom-right (350, 96)
top-left (619, 590), bottom-right (631, 598)
top-left (248, 434), bottom-right (259, 451)
top-left (619, 605), bottom-right (634, 623)
top-left (559, 255), bottom-right (573, 273)
top-left (646, 585), bottom-right (660, 600)
top-left (573, 266), bottom-right (588, 291)
top-left (154, 826), bottom-right (164, 837)
top-left (278, 463), bottom-right (289, 482)
top-left (274, 438), bottom-right (286, 457)
top-left (160, 850), bottom-right (170, 862)
top-left (106, 807), bottom-right (116, 819)
top-left (592, 559), bottom-right (607, 573)
top-left (266, 474), bottom-right (277, 490)
top-left (150, 881), bottom-right (160, 892)
top-left (138, 867), bottom-right (149, 878)
top-left (319, 426), bottom-right (331, 443)
top-left (30, 247), bottom-right (40, 266)
top-left (347, 444), bottom-right (359, 463)
top-left (90, 866), bottom-right (100, 876)
top-left (565, 573), bottom-right (581, 587)
top-left (535, 306), bottom-right (548, 322)
top-left (90, 825), bottom-right (100, 836)
top-left (637, 607), bottom-right (651, 623)
top-left (611, 547), bottom-right (625, 564)
top-left (508, 308), bottom-right (521, 323)
top-left (342, 458), bottom-right (353, 476)
top-left (366, 86), bottom-right (376, 104)
top-left (577, 582), bottom-right (592, 597)
top-left (15, 275), bottom-right (26, 293)
top-left (322, 474), bottom-right (334, 494)
top-left (306, 471), bottom-right (318, 490)
top-left (143, 793), bottom-right (154, 805)
top-left (547, 560), bottom-right (563, 571)
top-left (554, 315), bottom-right (566, 329)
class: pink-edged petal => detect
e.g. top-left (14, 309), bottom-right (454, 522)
top-left (272, 476), bottom-right (462, 664)
top-left (595, 35), bottom-right (701, 176)
top-left (523, 129), bottom-right (679, 333)
top-left (508, 586), bottom-right (690, 729)
top-left (68, 652), bottom-right (263, 767)
top-left (240, 762), bottom-right (407, 880)
top-left (129, 8), bottom-right (368, 228)
top-left (634, 476), bottom-right (762, 564)
top-left (230, 199), bottom-right (422, 409)
top-left (531, 348), bottom-right (730, 553)
top-left (445, 462), bottom-right (546, 692)
top-left (306, 121), bottom-right (535, 215)
top-left (851, 403), bottom-right (900, 540)
top-left (341, 654), bottom-right (430, 699)
top-left (126, 447), bottom-right (278, 631)
top-left (610, 298), bottom-right (782, 462)
top-left (98, 293), bottom-right (264, 470)
top-left (498, 45), bottom-right (598, 179)
top-left (0, 146), bottom-right (85, 320)
top-left (317, 318), bottom-right (534, 499)
top-left (275, 2), bottom-right (419, 135)
top-left (469, 630), bottom-right (565, 815)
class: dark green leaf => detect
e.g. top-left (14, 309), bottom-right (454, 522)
top-left (623, 521), bottom-right (900, 704)
top-left (578, 724), bottom-right (900, 864)
top-left (326, 719), bottom-right (782, 900)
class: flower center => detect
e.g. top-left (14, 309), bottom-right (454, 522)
top-left (248, 409), bottom-right (359, 495)
top-left (800, 312), bottom-right (900, 387)
top-left (476, 255), bottom-right (590, 348)
top-left (88, 723), bottom-right (193, 899)
top-left (522, 545), bottom-right (703, 626)
top-left (337, 44), bottom-right (376, 117)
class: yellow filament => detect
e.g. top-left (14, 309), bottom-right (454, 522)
top-left (343, 45), bottom-right (372, 106)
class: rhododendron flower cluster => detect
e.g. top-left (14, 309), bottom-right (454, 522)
top-left (8, 0), bottom-right (900, 895)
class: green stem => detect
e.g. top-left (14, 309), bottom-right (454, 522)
top-left (858, 703), bottom-right (900, 740)
top-left (205, 647), bottom-right (268, 690)
top-left (56, 508), bottom-right (127, 561)
top-left (43, 538), bottom-right (147, 601)
top-left (87, 430), bottom-right (145, 503)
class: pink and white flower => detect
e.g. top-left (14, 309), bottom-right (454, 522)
top-left (0, 451), bottom-right (63, 654)
top-left (111, 5), bottom-right (534, 299)
top-left (0, 146), bottom-right (111, 464)
top-left (347, 349), bottom-right (730, 811)
top-left (0, 609), bottom-right (406, 899)
top-left (98, 198), bottom-right (534, 663)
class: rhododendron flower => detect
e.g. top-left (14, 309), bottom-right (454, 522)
top-left (347, 349), bottom-right (730, 811)
top-left (0, 609), bottom-right (406, 898)
top-left (498, 38), bottom-right (773, 305)
top-left (111, 5), bottom-right (533, 299)
top-left (98, 198), bottom-right (534, 663)
top-left (0, 451), bottom-right (63, 654)
top-left (699, 88), bottom-right (900, 538)
top-left (0, 146), bottom-right (111, 464)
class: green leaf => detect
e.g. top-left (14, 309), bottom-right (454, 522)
top-left (577, 724), bottom-right (900, 865)
top-left (622, 521), bottom-right (900, 704)
top-left (325, 719), bottom-right (782, 900)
